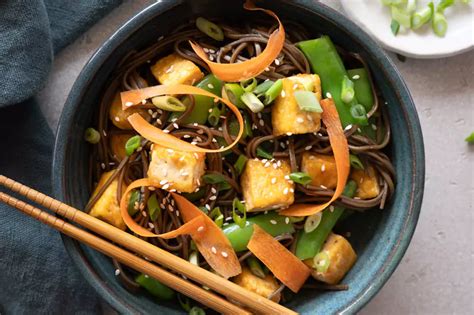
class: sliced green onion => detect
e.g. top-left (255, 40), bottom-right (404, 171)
top-left (84, 127), bottom-right (100, 144)
top-left (240, 78), bottom-right (257, 93)
top-left (210, 207), bottom-right (224, 228)
top-left (195, 17), bottom-right (224, 41)
top-left (465, 132), bottom-right (474, 143)
top-left (253, 80), bottom-right (274, 95)
top-left (390, 19), bottom-right (400, 35)
top-left (263, 79), bottom-right (283, 105)
top-left (202, 173), bottom-right (227, 184)
top-left (341, 75), bottom-right (355, 104)
top-left (289, 216), bottom-right (306, 223)
top-left (207, 106), bottom-right (221, 126)
top-left (135, 274), bottom-right (175, 300)
top-left (241, 92), bottom-right (264, 113)
top-left (147, 194), bottom-right (160, 221)
top-left (228, 113), bottom-right (253, 139)
top-left (151, 96), bottom-right (186, 112)
top-left (125, 135), bottom-right (141, 156)
top-left (289, 172), bottom-right (312, 185)
top-left (224, 83), bottom-right (245, 108)
top-left (128, 190), bottom-right (141, 216)
top-left (232, 198), bottom-right (247, 228)
top-left (313, 251), bottom-right (330, 273)
top-left (412, 3), bottom-right (434, 29)
top-left (304, 212), bottom-right (322, 233)
top-left (234, 155), bottom-right (248, 175)
top-left (294, 91), bottom-right (323, 113)
top-left (350, 104), bottom-right (369, 126)
top-left (432, 12), bottom-right (448, 37)
top-left (437, 0), bottom-right (454, 12)
top-left (247, 256), bottom-right (266, 278)
top-left (406, 0), bottom-right (417, 13)
top-left (256, 147), bottom-right (273, 159)
top-left (391, 5), bottom-right (411, 28)
top-left (349, 154), bottom-right (365, 170)
top-left (177, 294), bottom-right (192, 312)
top-left (189, 306), bottom-right (206, 315)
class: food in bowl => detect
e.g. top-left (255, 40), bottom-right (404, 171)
top-left (84, 0), bottom-right (395, 311)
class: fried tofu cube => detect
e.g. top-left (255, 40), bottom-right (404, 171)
top-left (308, 233), bottom-right (357, 285)
top-left (350, 166), bottom-right (380, 199)
top-left (272, 74), bottom-right (322, 136)
top-left (241, 159), bottom-right (294, 212)
top-left (147, 144), bottom-right (205, 193)
top-left (110, 134), bottom-right (132, 160)
top-left (150, 54), bottom-right (204, 86)
top-left (301, 153), bottom-right (338, 189)
top-left (89, 170), bottom-right (126, 230)
top-left (109, 92), bottom-right (150, 130)
top-left (233, 267), bottom-right (281, 302)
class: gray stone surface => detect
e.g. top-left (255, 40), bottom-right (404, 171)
top-left (37, 0), bottom-right (474, 314)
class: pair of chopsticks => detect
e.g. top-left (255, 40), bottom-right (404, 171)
top-left (0, 175), bottom-right (297, 315)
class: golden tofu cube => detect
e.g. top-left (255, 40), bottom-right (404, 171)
top-left (150, 54), bottom-right (204, 86)
top-left (109, 134), bottom-right (132, 160)
top-left (240, 159), bottom-right (294, 212)
top-left (147, 144), bottom-right (205, 193)
top-left (233, 267), bottom-right (281, 302)
top-left (301, 153), bottom-right (338, 189)
top-left (272, 74), bottom-right (322, 136)
top-left (89, 170), bottom-right (126, 230)
top-left (109, 92), bottom-right (150, 130)
top-left (309, 233), bottom-right (357, 285)
top-left (350, 166), bottom-right (380, 199)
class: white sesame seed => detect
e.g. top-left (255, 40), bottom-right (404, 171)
top-left (167, 149), bottom-right (174, 154)
top-left (156, 118), bottom-right (162, 124)
top-left (309, 155), bottom-right (315, 160)
top-left (142, 211), bottom-right (147, 217)
top-left (281, 90), bottom-right (286, 97)
top-left (209, 195), bottom-right (217, 201)
top-left (173, 123), bottom-right (180, 129)
top-left (305, 145), bottom-right (312, 151)
top-left (221, 251), bottom-right (228, 258)
top-left (125, 101), bottom-right (134, 107)
top-left (259, 119), bottom-right (265, 126)
top-left (283, 188), bottom-right (289, 195)
top-left (181, 171), bottom-right (189, 177)
top-left (162, 183), bottom-right (170, 190)
top-left (168, 204), bottom-right (174, 212)
top-left (211, 187), bottom-right (217, 194)
top-left (271, 178), bottom-right (277, 184)
top-left (212, 138), bottom-right (217, 143)
top-left (102, 130), bottom-right (107, 137)
top-left (329, 205), bottom-right (335, 212)
top-left (148, 223), bottom-right (155, 229)
top-left (372, 124), bottom-right (377, 130)
top-left (344, 124), bottom-right (353, 131)
top-left (193, 123), bottom-right (198, 126)
top-left (183, 134), bottom-right (191, 139)
top-left (357, 128), bottom-right (362, 133)
top-left (211, 246), bottom-right (217, 254)
top-left (197, 226), bottom-right (204, 232)
top-left (158, 35), bottom-right (164, 41)
top-left (224, 55), bottom-right (231, 61)
top-left (163, 129), bottom-right (170, 133)
top-left (320, 185), bottom-right (327, 189)
top-left (285, 217), bottom-right (290, 224)
top-left (277, 160), bottom-right (282, 167)
top-left (207, 83), bottom-right (214, 89)
top-left (290, 188), bottom-right (294, 193)
top-left (100, 163), bottom-right (106, 169)
top-left (354, 197), bottom-right (361, 200)
top-left (265, 67), bottom-right (270, 72)
top-left (264, 161), bottom-right (271, 168)
top-left (275, 59), bottom-right (280, 66)
top-left (352, 74), bottom-right (360, 80)
top-left (261, 159), bottom-right (268, 164)
top-left (280, 142), bottom-right (286, 149)
top-left (197, 129), bottom-right (204, 135)
top-left (209, 55), bottom-right (214, 61)
top-left (205, 204), bottom-right (211, 211)
top-left (148, 186), bottom-right (156, 191)
top-left (273, 163), bottom-right (278, 169)
top-left (152, 112), bottom-right (158, 118)
top-left (115, 269), bottom-right (121, 276)
top-left (284, 175), bottom-right (290, 180)
top-left (296, 117), bottom-right (304, 123)
top-left (157, 109), bottom-right (163, 114)
top-left (194, 153), bottom-right (199, 159)
top-left (148, 109), bottom-right (153, 115)
top-left (321, 164), bottom-right (326, 172)
top-left (165, 66), bottom-right (174, 73)
top-left (270, 219), bottom-right (277, 225)
top-left (179, 155), bottom-right (185, 161)
top-left (203, 47), bottom-right (209, 53)
top-left (307, 114), bottom-right (314, 121)
top-left (326, 92), bottom-right (332, 98)
top-left (114, 116), bottom-right (120, 122)
top-left (293, 84), bottom-right (298, 90)
top-left (286, 132), bottom-right (293, 136)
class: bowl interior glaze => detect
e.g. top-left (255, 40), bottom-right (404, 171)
top-left (53, 0), bottom-right (424, 314)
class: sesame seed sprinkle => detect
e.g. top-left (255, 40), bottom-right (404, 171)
top-left (156, 118), bottom-right (162, 124)
top-left (270, 219), bottom-right (277, 225)
top-left (283, 188), bottom-right (289, 195)
top-left (207, 83), bottom-right (214, 89)
top-left (221, 251), bottom-right (228, 258)
top-left (100, 163), bottom-right (106, 169)
top-left (320, 185), bottom-right (327, 189)
top-left (344, 124), bottom-right (353, 131)
top-left (211, 246), bottom-right (217, 254)
top-left (115, 269), bottom-right (120, 276)
top-left (173, 123), bottom-right (179, 129)
top-left (271, 178), bottom-right (277, 184)
top-left (285, 217), bottom-right (290, 224)
top-left (321, 164), bottom-right (326, 172)
top-left (197, 226), bottom-right (204, 232)
top-left (205, 204), bottom-right (211, 211)
top-left (286, 132), bottom-right (293, 136)
top-left (163, 129), bottom-right (170, 133)
top-left (326, 92), bottom-right (332, 98)
top-left (162, 183), bottom-right (170, 190)
top-left (209, 195), bottom-right (217, 201)
top-left (142, 211), bottom-right (147, 217)
top-left (329, 205), bottom-right (335, 212)
top-left (352, 74), bottom-right (360, 80)
top-left (183, 134), bottom-right (191, 139)
top-left (372, 124), bottom-right (377, 130)
top-left (197, 129), bottom-right (204, 134)
top-left (114, 116), bottom-right (120, 122)
top-left (305, 145), bottom-right (312, 151)
top-left (284, 175), bottom-right (290, 180)
top-left (259, 119), bottom-right (265, 126)
top-left (148, 223), bottom-right (155, 229)
top-left (211, 187), bottom-right (217, 194)
top-left (281, 90), bottom-right (286, 97)
top-left (125, 101), bottom-right (133, 107)
top-left (275, 59), bottom-right (280, 66)
top-left (264, 161), bottom-right (271, 168)
top-left (296, 117), bottom-right (304, 123)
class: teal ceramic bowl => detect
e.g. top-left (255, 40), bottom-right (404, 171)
top-left (52, 0), bottom-right (425, 313)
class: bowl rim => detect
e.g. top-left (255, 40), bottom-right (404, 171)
top-left (52, 0), bottom-right (425, 313)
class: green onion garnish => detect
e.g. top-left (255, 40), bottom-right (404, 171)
top-left (224, 83), bottom-right (245, 108)
top-left (233, 155), bottom-right (248, 175)
top-left (412, 2), bottom-right (434, 29)
top-left (294, 91), bottom-right (323, 113)
top-left (256, 147), bottom-right (273, 159)
top-left (289, 172), bottom-right (312, 185)
top-left (465, 132), bottom-right (474, 143)
top-left (313, 251), bottom-right (330, 273)
top-left (241, 92), bottom-right (264, 113)
top-left (207, 105), bottom-right (221, 126)
top-left (189, 306), bottom-right (206, 315)
top-left (247, 256), bottom-right (266, 278)
top-left (128, 190), bottom-right (141, 216)
top-left (240, 78), bottom-right (257, 93)
top-left (202, 173), bottom-right (227, 184)
top-left (437, 0), bottom-right (455, 12)
top-left (350, 104), bottom-right (369, 126)
top-left (391, 5), bottom-right (411, 28)
top-left (432, 11), bottom-right (448, 37)
top-left (210, 207), bottom-right (224, 228)
top-left (84, 127), bottom-right (100, 144)
top-left (349, 154), bottom-right (365, 170)
top-left (195, 17), bottom-right (224, 41)
top-left (253, 80), bottom-right (274, 95)
top-left (304, 212), bottom-right (322, 233)
top-left (125, 135), bottom-right (141, 156)
top-left (263, 79), bottom-right (283, 105)
top-left (390, 19), bottom-right (400, 36)
top-left (147, 194), bottom-right (160, 221)
top-left (341, 75), bottom-right (355, 104)
top-left (151, 96), bottom-right (186, 112)
top-left (232, 198), bottom-right (247, 228)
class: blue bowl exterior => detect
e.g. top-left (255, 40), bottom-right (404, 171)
top-left (52, 0), bottom-right (425, 314)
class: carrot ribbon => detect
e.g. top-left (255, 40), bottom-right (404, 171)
top-left (120, 84), bottom-right (243, 153)
top-left (119, 178), bottom-right (241, 278)
top-left (280, 98), bottom-right (350, 216)
top-left (190, 0), bottom-right (285, 82)
top-left (247, 225), bottom-right (310, 292)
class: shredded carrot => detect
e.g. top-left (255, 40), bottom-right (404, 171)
top-left (247, 225), bottom-right (310, 292)
top-left (280, 98), bottom-right (350, 216)
top-left (190, 0), bottom-right (285, 82)
top-left (119, 178), bottom-right (241, 278)
top-left (120, 84), bottom-right (243, 153)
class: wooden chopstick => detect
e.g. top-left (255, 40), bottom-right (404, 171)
top-left (0, 191), bottom-right (249, 315)
top-left (0, 175), bottom-right (297, 315)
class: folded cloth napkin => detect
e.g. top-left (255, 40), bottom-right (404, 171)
top-left (0, 1), bottom-right (122, 313)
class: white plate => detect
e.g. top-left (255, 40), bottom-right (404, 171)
top-left (340, 0), bottom-right (474, 58)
